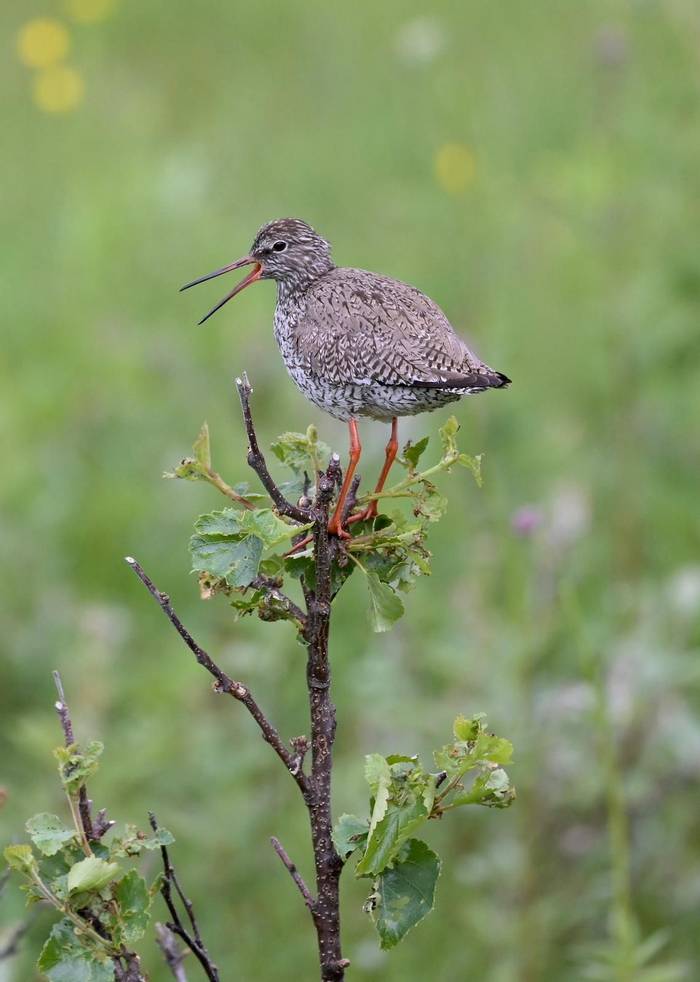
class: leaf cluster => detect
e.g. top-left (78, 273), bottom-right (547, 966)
top-left (4, 741), bottom-right (173, 981)
top-left (333, 714), bottom-right (515, 949)
top-left (175, 416), bottom-right (482, 633)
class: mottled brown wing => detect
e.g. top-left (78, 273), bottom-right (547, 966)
top-left (293, 268), bottom-right (497, 389)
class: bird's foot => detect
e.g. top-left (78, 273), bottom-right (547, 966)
top-left (327, 517), bottom-right (352, 540)
top-left (347, 502), bottom-right (378, 525)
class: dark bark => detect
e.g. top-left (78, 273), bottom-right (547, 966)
top-left (128, 376), bottom-right (348, 980)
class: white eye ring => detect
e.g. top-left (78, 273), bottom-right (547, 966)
top-left (272, 240), bottom-right (287, 253)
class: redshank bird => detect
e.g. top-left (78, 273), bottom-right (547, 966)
top-left (181, 218), bottom-right (510, 537)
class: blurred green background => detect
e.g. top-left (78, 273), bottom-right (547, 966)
top-left (2, 1), bottom-right (699, 979)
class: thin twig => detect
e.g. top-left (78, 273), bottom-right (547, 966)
top-left (156, 923), bottom-right (189, 982)
top-left (126, 558), bottom-right (308, 798)
top-left (235, 373), bottom-right (311, 524)
top-left (149, 814), bottom-right (219, 982)
top-left (52, 671), bottom-right (95, 845)
top-left (270, 836), bottom-right (315, 911)
top-left (251, 575), bottom-right (307, 628)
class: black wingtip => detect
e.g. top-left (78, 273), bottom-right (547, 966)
top-left (494, 371), bottom-right (512, 388)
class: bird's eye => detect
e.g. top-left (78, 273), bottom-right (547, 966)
top-left (272, 240), bottom-right (287, 253)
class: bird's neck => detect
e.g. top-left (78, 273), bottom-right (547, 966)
top-left (276, 262), bottom-right (335, 302)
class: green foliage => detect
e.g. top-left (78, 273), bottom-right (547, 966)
top-left (4, 736), bottom-right (171, 981)
top-left (337, 715), bottom-right (515, 949)
top-left (270, 425), bottom-right (330, 475)
top-left (185, 416), bottom-right (482, 634)
top-left (369, 839), bottom-right (441, 950)
top-left (364, 571), bottom-right (405, 633)
top-left (54, 742), bottom-right (103, 795)
top-left (38, 920), bottom-right (115, 982)
top-left (26, 814), bottom-right (77, 857)
top-left (190, 507), bottom-right (312, 589)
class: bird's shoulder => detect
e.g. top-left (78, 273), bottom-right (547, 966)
top-left (307, 267), bottom-right (451, 332)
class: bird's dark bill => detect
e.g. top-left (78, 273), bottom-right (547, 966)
top-left (180, 256), bottom-right (263, 325)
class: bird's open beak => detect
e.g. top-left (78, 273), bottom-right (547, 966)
top-left (180, 256), bottom-right (263, 325)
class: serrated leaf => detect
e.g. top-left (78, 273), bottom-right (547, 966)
top-left (163, 457), bottom-right (203, 481)
top-left (193, 422), bottom-right (211, 469)
top-left (451, 767), bottom-right (516, 809)
top-left (414, 486), bottom-right (448, 522)
top-left (270, 427), bottom-right (330, 474)
top-left (402, 436), bottom-right (429, 470)
top-left (4, 843), bottom-right (37, 875)
top-left (365, 572), bottom-right (404, 632)
top-left (356, 799), bottom-right (429, 877)
top-left (458, 452), bottom-right (482, 486)
top-left (54, 742), bottom-right (103, 793)
top-left (332, 814), bottom-right (369, 860)
top-left (26, 814), bottom-right (76, 857)
top-left (38, 919), bottom-right (114, 981)
top-left (364, 754), bottom-right (391, 847)
top-left (67, 857), bottom-right (120, 894)
top-left (114, 870), bottom-right (151, 944)
top-left (111, 824), bottom-right (175, 859)
top-left (190, 532), bottom-right (263, 588)
top-left (372, 839), bottom-right (440, 950)
top-left (438, 415), bottom-right (460, 459)
top-left (453, 714), bottom-right (479, 741)
top-left (190, 508), bottom-right (311, 588)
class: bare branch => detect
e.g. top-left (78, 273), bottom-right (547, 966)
top-left (149, 814), bottom-right (219, 982)
top-left (52, 671), bottom-right (95, 843)
top-left (126, 558), bottom-right (308, 797)
top-left (156, 924), bottom-right (189, 981)
top-left (235, 373), bottom-right (311, 523)
top-left (270, 836), bottom-right (315, 911)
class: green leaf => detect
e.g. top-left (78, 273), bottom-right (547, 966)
top-left (38, 919), bottom-right (114, 981)
top-left (114, 870), bottom-right (151, 944)
top-left (163, 457), bottom-right (203, 481)
top-left (193, 421), bottom-right (211, 469)
top-left (451, 766), bottom-right (516, 809)
top-left (458, 451), bottom-right (482, 486)
top-left (4, 843), bottom-right (37, 875)
top-left (364, 754), bottom-right (392, 844)
top-left (271, 426), bottom-right (330, 474)
top-left (371, 839), bottom-right (440, 950)
top-left (414, 484), bottom-right (448, 522)
top-left (67, 857), bottom-right (120, 894)
top-left (26, 814), bottom-right (77, 857)
top-left (190, 508), bottom-right (311, 588)
top-left (190, 533), bottom-right (263, 587)
top-left (356, 799), bottom-right (429, 877)
top-left (453, 714), bottom-right (481, 741)
top-left (54, 741), bottom-right (103, 793)
top-left (365, 572), bottom-right (404, 633)
top-left (439, 415), bottom-right (460, 459)
top-left (402, 436), bottom-right (429, 470)
top-left (365, 753), bottom-right (391, 798)
top-left (332, 814), bottom-right (369, 860)
top-left (110, 824), bottom-right (174, 859)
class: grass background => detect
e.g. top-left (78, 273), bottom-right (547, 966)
top-left (1, 1), bottom-right (699, 978)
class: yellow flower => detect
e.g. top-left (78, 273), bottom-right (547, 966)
top-left (434, 143), bottom-right (477, 195)
top-left (65, 0), bottom-right (118, 23)
top-left (33, 65), bottom-right (85, 113)
top-left (17, 18), bottom-right (70, 69)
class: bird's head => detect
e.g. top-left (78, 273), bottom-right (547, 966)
top-left (181, 218), bottom-right (334, 325)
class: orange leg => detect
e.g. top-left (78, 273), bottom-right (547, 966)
top-left (347, 417), bottom-right (399, 525)
top-left (328, 419), bottom-right (362, 538)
